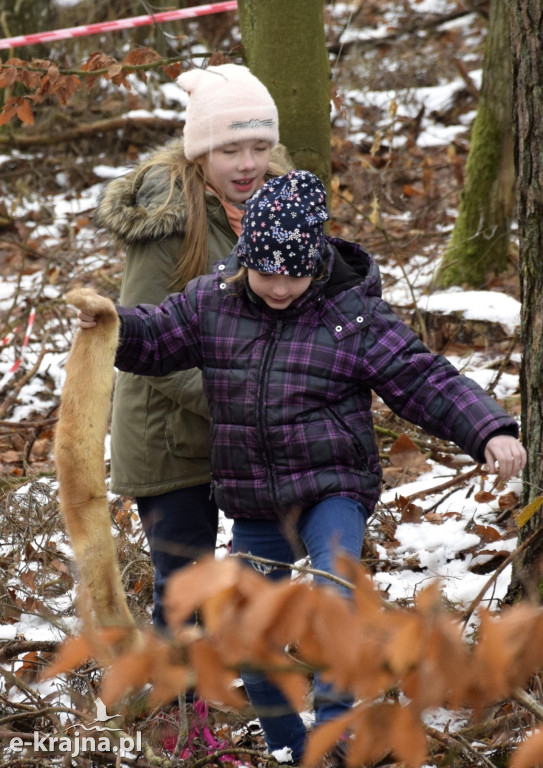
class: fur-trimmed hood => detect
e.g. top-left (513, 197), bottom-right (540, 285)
top-left (93, 139), bottom-right (293, 246)
top-left (93, 138), bottom-right (190, 244)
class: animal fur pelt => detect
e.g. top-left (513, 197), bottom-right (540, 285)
top-left (54, 288), bottom-right (135, 632)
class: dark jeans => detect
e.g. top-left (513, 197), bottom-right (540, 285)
top-left (232, 496), bottom-right (368, 761)
top-left (136, 484), bottom-right (219, 630)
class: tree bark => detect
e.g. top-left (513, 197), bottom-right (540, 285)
top-left (506, 0), bottom-right (543, 603)
top-left (238, 0), bottom-right (331, 191)
top-left (436, 0), bottom-right (515, 288)
top-left (0, 0), bottom-right (56, 58)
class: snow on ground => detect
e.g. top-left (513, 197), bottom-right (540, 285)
top-left (0, 4), bottom-right (525, 763)
top-left (1, 19), bottom-right (522, 617)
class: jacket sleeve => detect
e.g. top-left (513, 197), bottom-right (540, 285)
top-left (115, 285), bottom-right (204, 378)
top-left (360, 298), bottom-right (519, 463)
top-left (118, 236), bottom-right (209, 417)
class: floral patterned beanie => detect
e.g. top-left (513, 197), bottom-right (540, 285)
top-left (237, 170), bottom-right (330, 276)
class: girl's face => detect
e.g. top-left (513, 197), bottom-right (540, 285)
top-left (202, 139), bottom-right (272, 203)
top-left (247, 269), bottom-right (312, 310)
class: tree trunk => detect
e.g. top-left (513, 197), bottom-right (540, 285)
top-left (238, 0), bottom-right (331, 190)
top-left (0, 0), bottom-right (56, 58)
top-left (436, 0), bottom-right (515, 289)
top-left (506, 0), bottom-right (543, 603)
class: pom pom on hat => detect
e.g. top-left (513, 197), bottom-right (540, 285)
top-left (177, 64), bottom-right (279, 160)
top-left (238, 170), bottom-right (330, 277)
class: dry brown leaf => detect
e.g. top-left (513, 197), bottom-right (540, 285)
top-left (239, 580), bottom-right (313, 654)
top-left (389, 433), bottom-right (427, 471)
top-left (498, 491), bottom-right (519, 509)
top-left (402, 184), bottom-right (425, 197)
top-left (470, 604), bottom-right (543, 708)
top-left (474, 523), bottom-right (502, 542)
top-left (165, 555), bottom-right (244, 629)
top-left (189, 639), bottom-right (245, 708)
top-left (42, 627), bottom-right (131, 679)
top-left (100, 648), bottom-right (156, 706)
top-left (122, 47), bottom-right (158, 65)
top-left (1, 450), bottom-right (21, 463)
top-left (42, 635), bottom-right (94, 678)
top-left (474, 490), bottom-right (497, 503)
top-left (19, 570), bottom-right (36, 590)
top-left (509, 729), bottom-right (543, 768)
top-left (15, 97), bottom-right (34, 125)
top-left (307, 589), bottom-right (361, 691)
top-left (391, 704), bottom-right (428, 768)
top-left (16, 651), bottom-right (43, 681)
top-left (269, 663), bottom-right (309, 712)
top-left (148, 664), bottom-right (190, 709)
top-left (349, 702), bottom-right (397, 765)
top-left (304, 709), bottom-right (358, 766)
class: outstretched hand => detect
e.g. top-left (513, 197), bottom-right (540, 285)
top-left (484, 435), bottom-right (527, 482)
top-left (76, 309), bottom-right (98, 329)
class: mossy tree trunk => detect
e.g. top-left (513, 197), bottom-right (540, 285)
top-left (436, 0), bottom-right (515, 289)
top-left (238, 0), bottom-right (331, 191)
top-left (505, 0), bottom-right (543, 603)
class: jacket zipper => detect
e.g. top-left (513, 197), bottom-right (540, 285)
top-left (325, 406), bottom-right (369, 470)
top-left (257, 319), bottom-right (283, 508)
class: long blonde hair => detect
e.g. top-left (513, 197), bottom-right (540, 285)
top-left (171, 143), bottom-right (293, 291)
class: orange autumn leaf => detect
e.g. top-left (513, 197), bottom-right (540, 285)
top-left (389, 433), bottom-right (427, 471)
top-left (510, 729), bottom-right (543, 768)
top-left (15, 97), bottom-right (34, 125)
top-left (189, 639), bottom-right (245, 708)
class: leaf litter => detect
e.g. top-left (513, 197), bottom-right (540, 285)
top-left (0, 1), bottom-right (536, 766)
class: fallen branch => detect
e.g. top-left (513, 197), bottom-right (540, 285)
top-left (382, 465), bottom-right (481, 509)
top-left (426, 724), bottom-right (500, 768)
top-left (0, 115), bottom-right (183, 148)
top-left (0, 639), bottom-right (58, 663)
top-left (512, 686), bottom-right (543, 720)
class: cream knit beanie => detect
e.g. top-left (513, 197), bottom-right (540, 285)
top-left (177, 64), bottom-right (279, 161)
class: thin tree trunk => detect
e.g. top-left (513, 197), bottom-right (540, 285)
top-left (436, 0), bottom-right (515, 289)
top-left (238, 0), bottom-right (331, 190)
top-left (506, 0), bottom-right (543, 603)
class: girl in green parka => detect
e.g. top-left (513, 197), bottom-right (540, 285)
top-left (93, 63), bottom-right (290, 630)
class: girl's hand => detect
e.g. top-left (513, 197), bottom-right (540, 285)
top-left (484, 435), bottom-right (527, 481)
top-left (76, 309), bottom-right (98, 329)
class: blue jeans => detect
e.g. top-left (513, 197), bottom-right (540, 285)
top-left (136, 484), bottom-right (218, 630)
top-left (232, 496), bottom-right (367, 761)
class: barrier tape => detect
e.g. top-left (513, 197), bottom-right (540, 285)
top-left (0, 308), bottom-right (35, 392)
top-left (1, 327), bottom-right (19, 347)
top-left (0, 1), bottom-right (238, 51)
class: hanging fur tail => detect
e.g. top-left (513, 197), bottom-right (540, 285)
top-left (55, 288), bottom-right (135, 634)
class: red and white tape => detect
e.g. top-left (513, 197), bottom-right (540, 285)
top-left (0, 308), bottom-right (35, 392)
top-left (0, 0), bottom-right (238, 51)
top-left (1, 326), bottom-right (19, 348)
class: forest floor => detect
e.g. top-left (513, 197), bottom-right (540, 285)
top-left (0, 1), bottom-right (537, 767)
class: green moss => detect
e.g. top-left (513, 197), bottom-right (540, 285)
top-left (437, 101), bottom-right (512, 288)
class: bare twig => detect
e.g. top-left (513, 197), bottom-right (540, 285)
top-left (426, 724), bottom-right (500, 768)
top-left (231, 551), bottom-right (354, 590)
top-left (0, 334), bottom-right (49, 419)
top-left (462, 520), bottom-right (543, 626)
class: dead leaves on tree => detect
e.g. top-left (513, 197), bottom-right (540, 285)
top-left (0, 47), bottom-right (184, 126)
top-left (43, 555), bottom-right (543, 768)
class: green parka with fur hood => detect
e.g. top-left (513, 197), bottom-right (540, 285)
top-left (94, 138), bottom-right (288, 496)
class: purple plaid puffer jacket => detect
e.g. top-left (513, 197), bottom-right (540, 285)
top-left (115, 237), bottom-right (518, 521)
